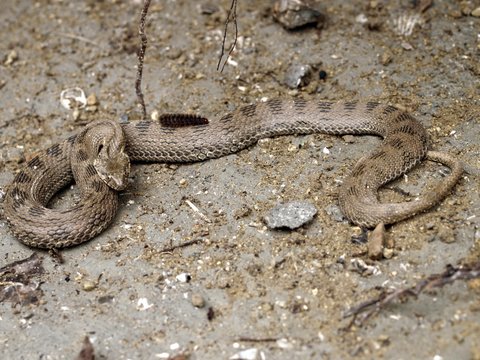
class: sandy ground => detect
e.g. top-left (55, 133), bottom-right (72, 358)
top-left (0, 0), bottom-right (479, 359)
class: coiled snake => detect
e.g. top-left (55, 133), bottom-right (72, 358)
top-left (4, 99), bottom-right (463, 248)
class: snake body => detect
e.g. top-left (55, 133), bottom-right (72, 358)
top-left (4, 99), bottom-right (463, 248)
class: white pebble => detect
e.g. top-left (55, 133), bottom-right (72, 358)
top-left (176, 273), bottom-right (191, 283)
top-left (355, 14), bottom-right (368, 24)
top-left (137, 298), bottom-right (153, 311)
top-left (230, 348), bottom-right (258, 360)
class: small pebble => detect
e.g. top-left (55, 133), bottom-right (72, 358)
top-left (401, 42), bottom-right (414, 51)
top-left (381, 51), bottom-right (393, 66)
top-left (86, 93), bottom-right (98, 106)
top-left (199, 3), bottom-right (219, 15)
top-left (119, 113), bottom-right (129, 123)
top-left (472, 7), bottom-right (480, 17)
top-left (191, 293), bottom-right (206, 308)
top-left (165, 48), bottom-right (183, 60)
top-left (342, 135), bottom-right (355, 143)
top-left (436, 225), bottom-right (456, 243)
top-left (462, 6), bottom-right (474, 16)
top-left (324, 204), bottom-right (345, 223)
top-left (216, 275), bottom-right (230, 289)
top-left (425, 222), bottom-right (435, 230)
top-left (349, 258), bottom-right (380, 276)
top-left (97, 295), bottom-right (114, 304)
top-left (283, 64), bottom-right (312, 89)
top-left (176, 273), bottom-right (192, 283)
top-left (277, 338), bottom-right (294, 349)
top-left (82, 280), bottom-right (97, 291)
top-left (4, 50), bottom-right (18, 66)
top-left (351, 226), bottom-right (363, 237)
top-left (151, 109), bottom-right (160, 121)
top-left (449, 10), bottom-right (463, 18)
top-left (230, 348), bottom-right (259, 360)
top-left (272, 0), bottom-right (325, 30)
top-left (137, 298), bottom-right (153, 311)
top-left (287, 143), bottom-right (299, 152)
top-left (351, 226), bottom-right (368, 244)
top-left (356, 13), bottom-right (368, 24)
top-left (367, 223), bottom-right (385, 260)
top-left (6, 147), bottom-right (23, 164)
top-left (467, 278), bottom-right (480, 293)
top-left (72, 108), bottom-right (81, 121)
top-left (264, 201), bottom-right (317, 230)
top-left (383, 248), bottom-right (394, 259)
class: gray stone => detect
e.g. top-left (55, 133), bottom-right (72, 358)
top-left (264, 201), bottom-right (317, 229)
top-left (283, 64), bottom-right (312, 89)
top-left (191, 292), bottom-right (206, 308)
top-left (324, 204), bottom-right (346, 223)
top-left (273, 0), bottom-right (325, 30)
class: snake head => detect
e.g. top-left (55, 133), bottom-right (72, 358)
top-left (93, 141), bottom-right (130, 191)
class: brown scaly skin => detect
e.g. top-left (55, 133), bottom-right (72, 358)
top-left (4, 99), bottom-right (463, 248)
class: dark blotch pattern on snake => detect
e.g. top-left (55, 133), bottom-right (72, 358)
top-left (4, 99), bottom-right (463, 248)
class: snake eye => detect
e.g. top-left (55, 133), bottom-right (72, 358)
top-left (97, 144), bottom-right (104, 155)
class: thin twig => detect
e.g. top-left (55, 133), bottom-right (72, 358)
top-left (217, 0), bottom-right (238, 72)
top-left (185, 199), bottom-right (212, 223)
top-left (159, 238), bottom-right (204, 253)
top-left (237, 337), bottom-right (279, 343)
top-left (343, 262), bottom-right (480, 328)
top-left (136, 0), bottom-right (151, 120)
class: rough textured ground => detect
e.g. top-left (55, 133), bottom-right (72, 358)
top-left (0, 0), bottom-right (479, 359)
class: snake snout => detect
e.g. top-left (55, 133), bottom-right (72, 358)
top-left (94, 144), bottom-right (131, 191)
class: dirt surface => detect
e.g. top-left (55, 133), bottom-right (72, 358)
top-left (0, 0), bottom-right (479, 359)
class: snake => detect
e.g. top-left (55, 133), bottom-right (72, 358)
top-left (3, 99), bottom-right (463, 249)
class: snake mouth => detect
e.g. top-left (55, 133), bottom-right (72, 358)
top-left (94, 151), bottom-right (130, 191)
top-left (105, 173), bottom-right (128, 191)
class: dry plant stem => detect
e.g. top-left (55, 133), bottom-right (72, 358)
top-left (136, 0), bottom-right (151, 120)
top-left (343, 262), bottom-right (480, 328)
top-left (237, 337), bottom-right (278, 343)
top-left (217, 0), bottom-right (238, 72)
top-left (159, 239), bottom-right (204, 254)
